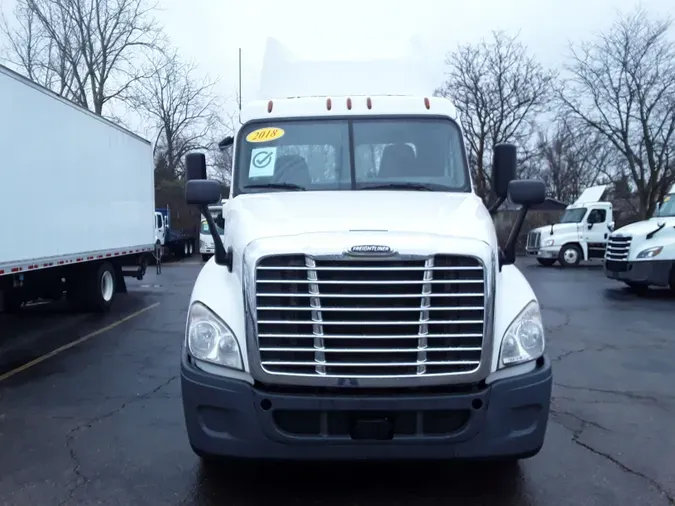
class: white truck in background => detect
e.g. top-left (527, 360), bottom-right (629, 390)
top-left (199, 200), bottom-right (227, 261)
top-left (525, 185), bottom-right (615, 267)
top-left (0, 64), bottom-right (157, 313)
top-left (605, 184), bottom-right (675, 293)
top-left (178, 39), bottom-right (552, 464)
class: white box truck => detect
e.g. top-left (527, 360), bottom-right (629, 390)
top-left (525, 185), bottom-right (615, 267)
top-left (605, 184), bottom-right (675, 293)
top-left (0, 64), bottom-right (156, 313)
top-left (178, 39), bottom-right (552, 463)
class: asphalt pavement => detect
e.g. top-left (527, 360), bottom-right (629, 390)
top-left (1, 257), bottom-right (674, 506)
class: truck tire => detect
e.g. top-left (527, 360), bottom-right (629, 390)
top-left (187, 242), bottom-right (194, 256)
top-left (183, 241), bottom-right (190, 257)
top-left (536, 258), bottom-right (556, 267)
top-left (558, 244), bottom-right (582, 267)
top-left (85, 262), bottom-right (116, 312)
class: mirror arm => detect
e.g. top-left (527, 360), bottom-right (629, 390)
top-left (199, 204), bottom-right (231, 271)
top-left (500, 205), bottom-right (530, 269)
top-left (488, 195), bottom-right (505, 216)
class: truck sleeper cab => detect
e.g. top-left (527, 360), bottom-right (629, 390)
top-left (526, 185), bottom-right (615, 267)
top-left (605, 186), bottom-right (675, 292)
top-left (180, 94), bottom-right (552, 462)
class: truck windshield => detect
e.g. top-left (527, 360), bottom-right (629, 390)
top-left (559, 208), bottom-right (587, 223)
top-left (656, 194), bottom-right (675, 217)
top-left (233, 118), bottom-right (470, 195)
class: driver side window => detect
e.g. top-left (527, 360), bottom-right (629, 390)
top-left (588, 209), bottom-right (606, 223)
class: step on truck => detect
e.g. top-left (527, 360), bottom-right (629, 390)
top-left (605, 184), bottom-right (675, 293)
top-left (525, 185), bottom-right (615, 267)
top-left (178, 40), bottom-right (552, 463)
top-left (0, 64), bottom-right (156, 313)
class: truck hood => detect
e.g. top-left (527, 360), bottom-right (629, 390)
top-left (223, 191), bottom-right (496, 252)
top-left (530, 222), bottom-right (578, 237)
top-left (613, 217), bottom-right (675, 237)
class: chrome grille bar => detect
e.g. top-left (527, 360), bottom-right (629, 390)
top-left (254, 254), bottom-right (485, 378)
top-left (605, 235), bottom-right (632, 261)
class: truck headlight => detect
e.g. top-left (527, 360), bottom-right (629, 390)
top-left (499, 300), bottom-right (545, 367)
top-left (543, 239), bottom-right (554, 247)
top-left (186, 302), bottom-right (243, 370)
top-left (637, 246), bottom-right (663, 259)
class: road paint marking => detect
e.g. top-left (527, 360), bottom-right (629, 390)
top-left (0, 302), bottom-right (160, 383)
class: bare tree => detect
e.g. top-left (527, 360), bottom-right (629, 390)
top-left (435, 31), bottom-right (555, 200)
top-left (536, 118), bottom-right (616, 202)
top-left (131, 51), bottom-right (222, 179)
top-left (557, 7), bottom-right (675, 219)
top-left (1, 0), bottom-right (165, 115)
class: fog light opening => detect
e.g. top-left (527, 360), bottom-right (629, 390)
top-left (260, 399), bottom-right (272, 411)
top-left (471, 399), bottom-right (483, 410)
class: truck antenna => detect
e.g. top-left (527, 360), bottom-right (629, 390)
top-left (238, 48), bottom-right (242, 112)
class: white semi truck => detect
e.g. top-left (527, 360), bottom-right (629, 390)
top-left (605, 184), bottom-right (675, 292)
top-left (178, 40), bottom-right (552, 463)
top-left (525, 185), bottom-right (615, 267)
top-left (0, 64), bottom-right (157, 312)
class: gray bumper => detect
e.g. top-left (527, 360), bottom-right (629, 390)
top-left (181, 353), bottom-right (552, 461)
top-left (605, 259), bottom-right (673, 287)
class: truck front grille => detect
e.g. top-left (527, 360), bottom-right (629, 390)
top-left (606, 235), bottom-right (631, 261)
top-left (255, 254), bottom-right (485, 378)
top-left (527, 231), bottom-right (541, 250)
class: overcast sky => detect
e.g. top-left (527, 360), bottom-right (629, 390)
top-left (153, 0), bottom-right (674, 105)
top-left (2, 0), bottom-right (674, 135)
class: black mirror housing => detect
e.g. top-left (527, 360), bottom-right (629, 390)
top-left (185, 180), bottom-right (222, 206)
top-left (186, 152), bottom-right (207, 181)
top-left (492, 144), bottom-right (517, 199)
top-left (507, 180), bottom-right (546, 207)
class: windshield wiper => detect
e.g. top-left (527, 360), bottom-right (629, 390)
top-left (243, 183), bottom-right (306, 191)
top-left (359, 182), bottom-right (436, 191)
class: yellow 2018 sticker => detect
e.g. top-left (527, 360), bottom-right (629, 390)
top-left (246, 127), bottom-right (285, 143)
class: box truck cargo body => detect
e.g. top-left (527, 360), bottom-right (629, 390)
top-left (0, 64), bottom-right (156, 312)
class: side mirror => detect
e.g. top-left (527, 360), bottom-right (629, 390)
top-left (215, 215), bottom-right (225, 229)
top-left (218, 136), bottom-right (234, 151)
top-left (608, 221), bottom-right (615, 231)
top-left (186, 152), bottom-right (207, 181)
top-left (501, 180), bottom-right (546, 268)
top-left (507, 180), bottom-right (546, 206)
top-left (587, 223), bottom-right (594, 230)
top-left (185, 180), bottom-right (221, 205)
top-left (492, 144), bottom-right (517, 199)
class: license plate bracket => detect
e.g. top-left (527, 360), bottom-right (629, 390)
top-left (350, 416), bottom-right (395, 441)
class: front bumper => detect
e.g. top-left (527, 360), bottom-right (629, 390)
top-left (181, 354), bottom-right (552, 461)
top-left (605, 259), bottom-right (673, 286)
top-left (200, 246), bottom-right (215, 254)
top-left (526, 247), bottom-right (559, 259)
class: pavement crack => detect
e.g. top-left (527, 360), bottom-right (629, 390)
top-left (554, 382), bottom-right (674, 406)
top-left (552, 416), bottom-right (674, 505)
top-left (571, 436), bottom-right (675, 505)
top-left (58, 375), bottom-right (178, 505)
